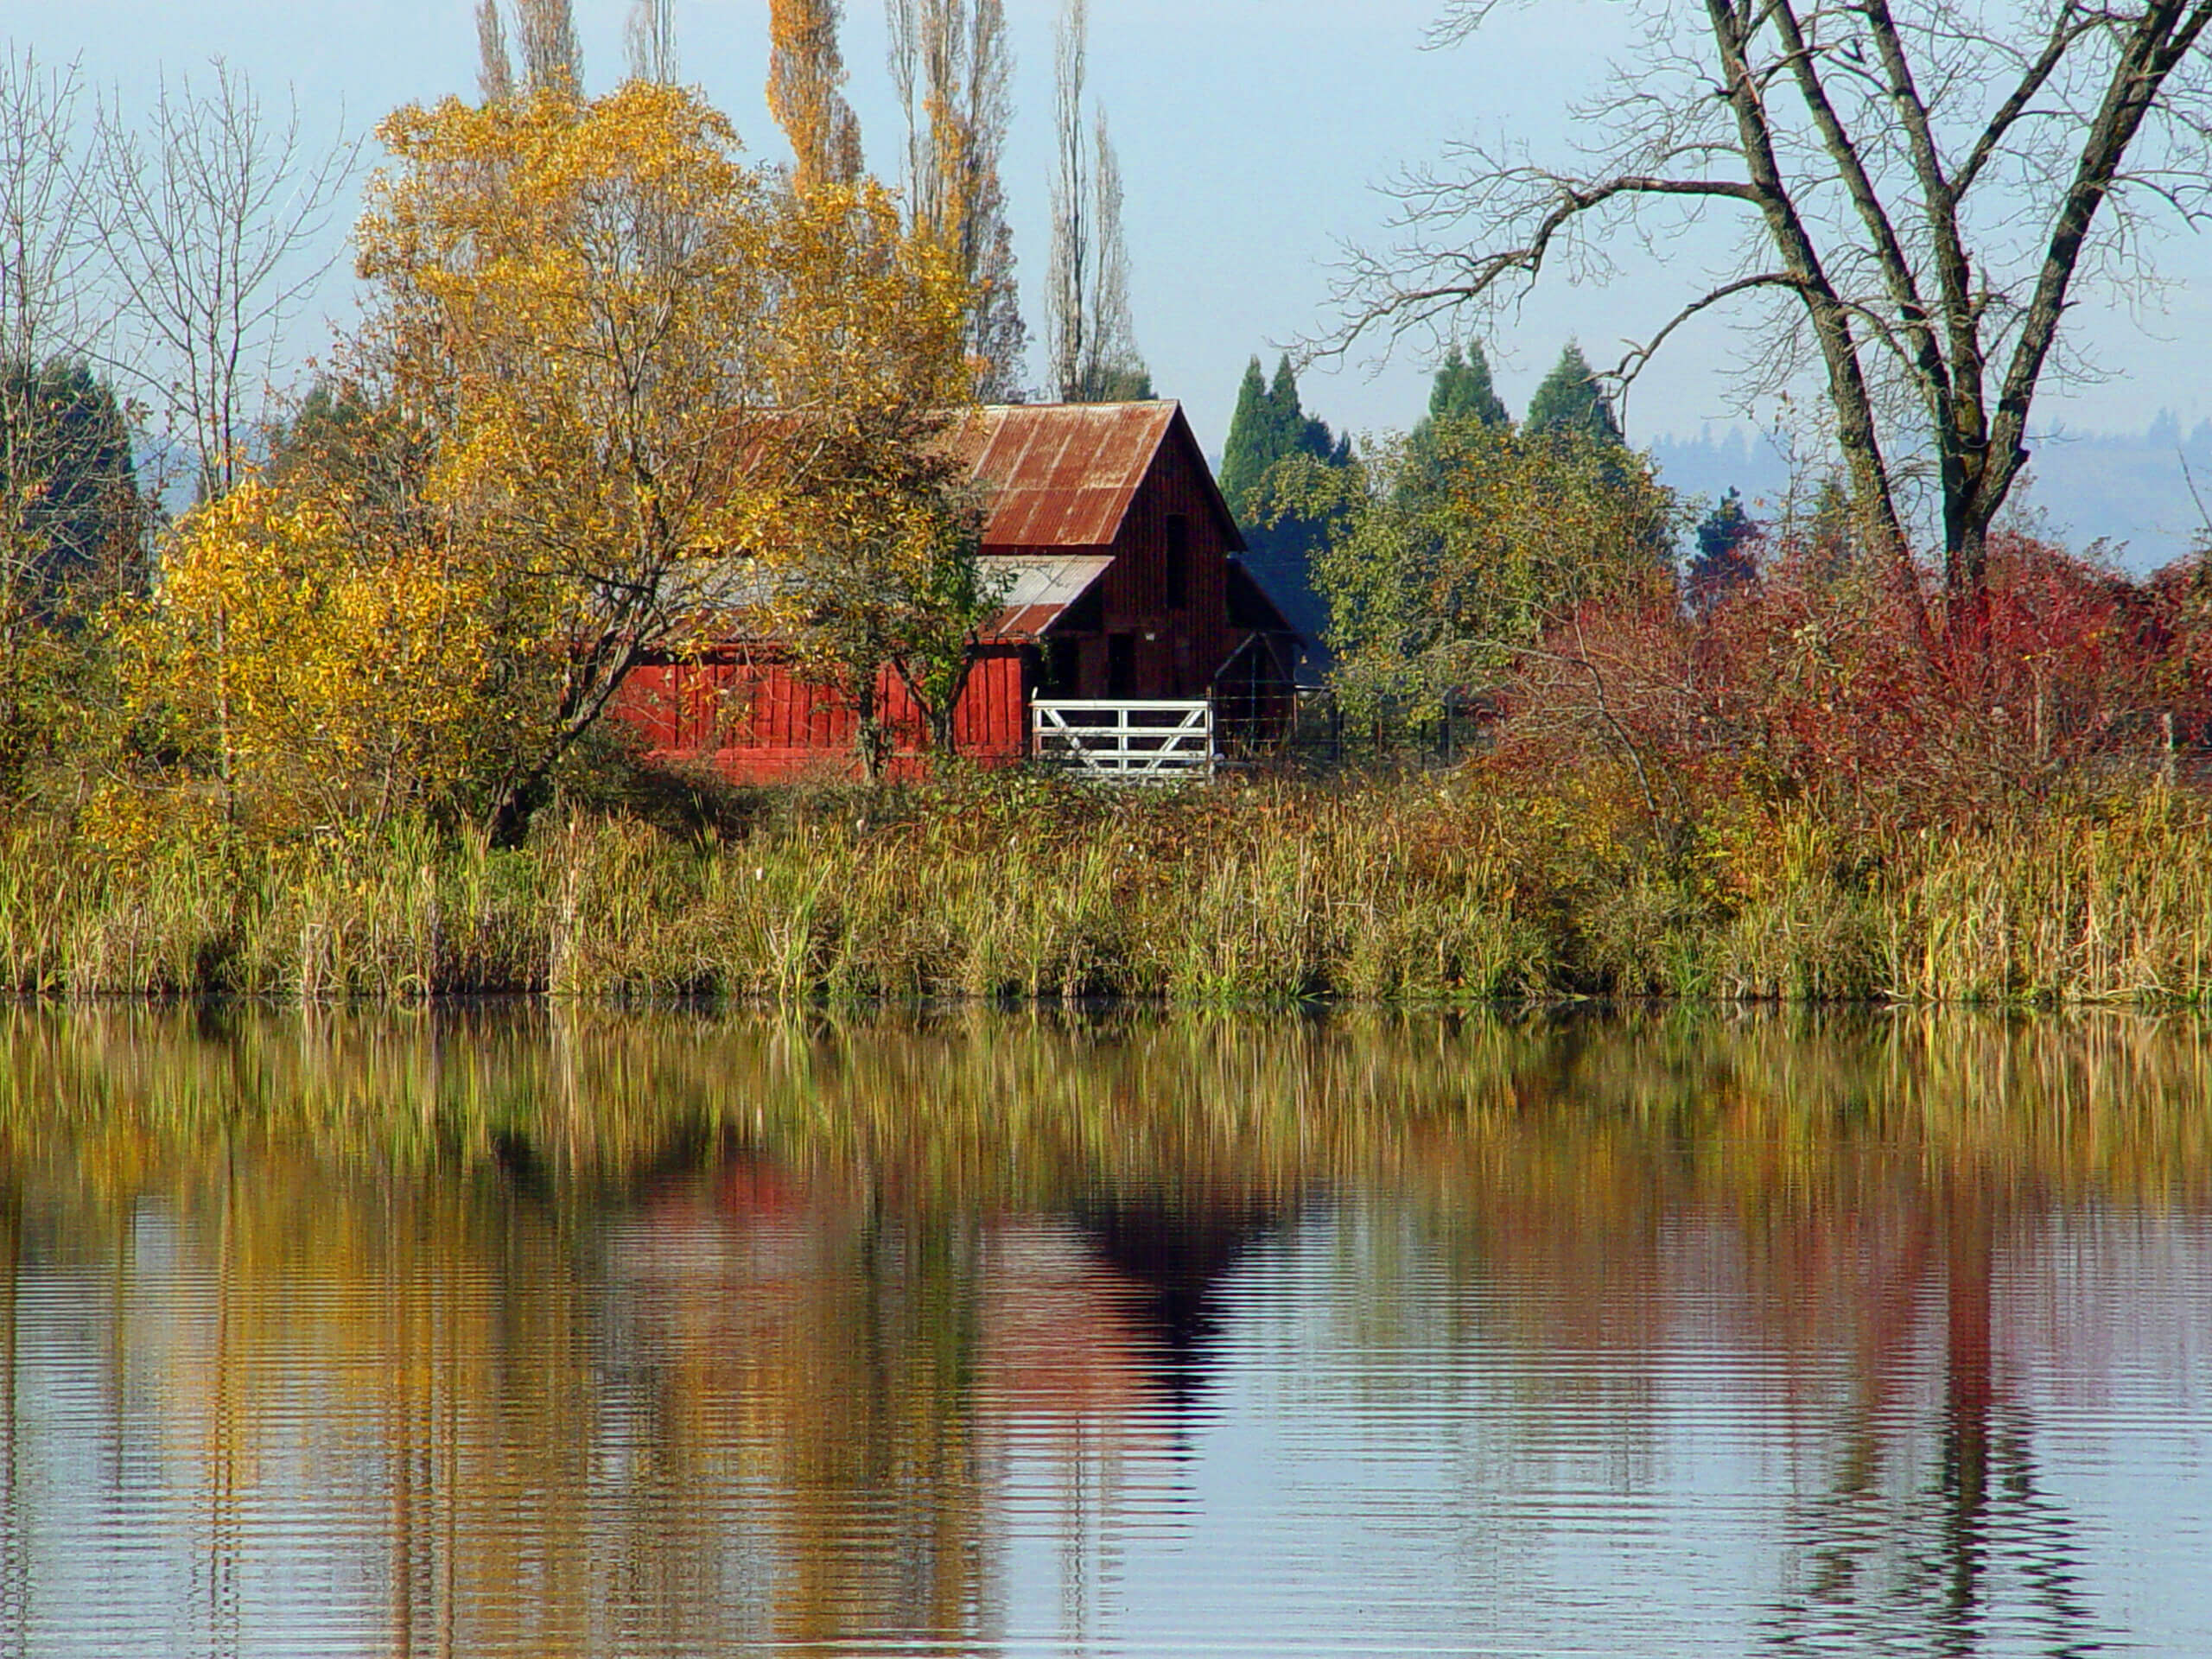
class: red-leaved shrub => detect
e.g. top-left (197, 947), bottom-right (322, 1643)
top-left (1484, 530), bottom-right (2212, 838)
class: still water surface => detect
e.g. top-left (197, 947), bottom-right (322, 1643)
top-left (0, 1007), bottom-right (2208, 1656)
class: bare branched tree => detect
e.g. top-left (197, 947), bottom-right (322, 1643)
top-left (1046, 0), bottom-right (1144, 403)
top-left (626, 0), bottom-right (679, 84)
top-left (2, 47), bottom-right (96, 618)
top-left (887, 0), bottom-right (1027, 397)
top-left (1332, 0), bottom-right (2212, 641)
top-left (0, 49), bottom-right (92, 381)
top-left (513, 0), bottom-right (582, 93)
top-left (475, 0), bottom-right (515, 101)
top-left (94, 60), bottom-right (358, 501)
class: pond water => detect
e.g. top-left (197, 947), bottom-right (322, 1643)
top-left (1, 1006), bottom-right (2208, 1657)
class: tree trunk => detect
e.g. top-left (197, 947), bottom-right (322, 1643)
top-left (487, 770), bottom-right (551, 850)
top-left (855, 677), bottom-right (887, 785)
top-left (1943, 516), bottom-right (1992, 660)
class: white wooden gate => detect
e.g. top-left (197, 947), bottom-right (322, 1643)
top-left (1031, 699), bottom-right (1214, 781)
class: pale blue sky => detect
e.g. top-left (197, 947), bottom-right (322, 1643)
top-left (10, 0), bottom-right (2212, 551)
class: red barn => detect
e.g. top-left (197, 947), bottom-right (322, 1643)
top-left (610, 401), bottom-right (1301, 783)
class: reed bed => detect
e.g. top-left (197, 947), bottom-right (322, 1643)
top-left (3, 772), bottom-right (2210, 1005)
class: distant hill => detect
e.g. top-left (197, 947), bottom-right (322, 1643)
top-left (1649, 417), bottom-right (2212, 575)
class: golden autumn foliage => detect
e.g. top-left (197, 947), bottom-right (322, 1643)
top-left (341, 81), bottom-right (969, 837)
top-left (767, 0), bottom-right (864, 193)
top-left (103, 82), bottom-right (974, 845)
top-left (119, 478), bottom-right (509, 832)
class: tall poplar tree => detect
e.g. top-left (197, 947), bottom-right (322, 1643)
top-left (1046, 0), bottom-right (1147, 403)
top-left (626, 0), bottom-right (678, 83)
top-left (474, 0), bottom-right (514, 100)
top-left (515, 0), bottom-right (582, 92)
top-left (887, 0), bottom-right (1027, 398)
top-left (768, 0), bottom-right (864, 192)
top-left (475, 0), bottom-right (580, 97)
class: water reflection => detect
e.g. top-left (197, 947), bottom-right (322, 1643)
top-left (0, 1007), bottom-right (2207, 1656)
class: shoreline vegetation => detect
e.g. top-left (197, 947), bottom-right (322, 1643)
top-left (6, 766), bottom-right (2210, 1007)
top-left (10, 55), bottom-right (2212, 1019)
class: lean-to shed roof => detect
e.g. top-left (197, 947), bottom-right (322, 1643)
top-left (979, 553), bottom-right (1112, 640)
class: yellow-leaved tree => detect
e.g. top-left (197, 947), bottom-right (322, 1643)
top-left (353, 81), bottom-right (971, 840)
top-left (121, 478), bottom-right (507, 834)
top-left (766, 0), bottom-right (863, 194)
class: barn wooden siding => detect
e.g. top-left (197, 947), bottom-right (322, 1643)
top-left (613, 646), bottom-right (1030, 783)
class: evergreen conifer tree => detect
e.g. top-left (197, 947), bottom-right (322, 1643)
top-left (1217, 353), bottom-right (1345, 668)
top-left (1274, 356), bottom-right (1347, 463)
top-left (1, 360), bottom-right (141, 594)
top-left (1219, 355), bottom-right (1274, 517)
top-left (1686, 487), bottom-right (1759, 610)
top-left (1404, 342), bottom-right (1510, 506)
top-left (1223, 353), bottom-right (1344, 518)
top-left (1426, 342), bottom-right (1510, 430)
top-left (1524, 342), bottom-right (1623, 444)
top-left (1268, 358), bottom-right (1311, 460)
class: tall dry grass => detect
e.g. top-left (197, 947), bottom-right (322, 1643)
top-left (3, 770), bottom-right (2209, 1005)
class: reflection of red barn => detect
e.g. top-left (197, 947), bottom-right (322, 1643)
top-left (609, 401), bottom-right (1302, 783)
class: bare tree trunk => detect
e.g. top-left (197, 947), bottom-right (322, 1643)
top-left (855, 673), bottom-right (888, 784)
top-left (893, 656), bottom-right (969, 760)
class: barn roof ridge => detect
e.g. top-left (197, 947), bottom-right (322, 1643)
top-left (944, 400), bottom-right (1243, 555)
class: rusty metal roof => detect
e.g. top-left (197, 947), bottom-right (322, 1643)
top-left (944, 402), bottom-right (1182, 550)
top-left (978, 552), bottom-right (1111, 640)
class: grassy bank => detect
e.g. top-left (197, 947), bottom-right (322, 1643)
top-left (3, 769), bottom-right (2211, 1005)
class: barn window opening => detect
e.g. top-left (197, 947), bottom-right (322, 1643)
top-left (1108, 632), bottom-right (1136, 696)
top-left (1165, 513), bottom-right (1190, 610)
top-left (1038, 640), bottom-right (1079, 697)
